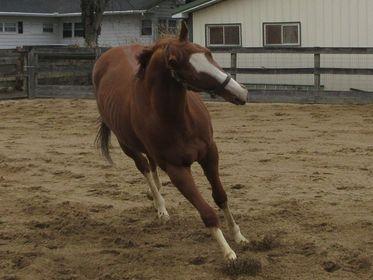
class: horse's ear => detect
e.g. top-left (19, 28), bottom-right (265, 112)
top-left (179, 20), bottom-right (189, 42)
top-left (136, 47), bottom-right (153, 78)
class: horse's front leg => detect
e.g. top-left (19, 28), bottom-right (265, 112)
top-left (166, 164), bottom-right (237, 262)
top-left (199, 142), bottom-right (248, 244)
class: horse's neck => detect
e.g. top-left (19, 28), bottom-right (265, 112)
top-left (145, 63), bottom-right (189, 123)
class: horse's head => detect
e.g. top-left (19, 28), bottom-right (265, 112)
top-left (137, 22), bottom-right (248, 105)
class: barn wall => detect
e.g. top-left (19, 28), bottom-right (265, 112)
top-left (0, 17), bottom-right (60, 49)
top-left (58, 17), bottom-right (85, 47)
top-left (192, 0), bottom-right (373, 91)
top-left (99, 15), bottom-right (153, 46)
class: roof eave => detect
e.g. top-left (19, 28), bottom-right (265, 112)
top-left (172, 0), bottom-right (223, 18)
top-left (0, 10), bottom-right (147, 17)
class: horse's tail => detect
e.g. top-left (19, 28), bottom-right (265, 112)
top-left (95, 118), bottom-right (113, 165)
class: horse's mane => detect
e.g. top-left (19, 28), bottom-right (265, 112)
top-left (136, 37), bottom-right (180, 79)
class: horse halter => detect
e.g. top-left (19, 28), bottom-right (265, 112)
top-left (170, 69), bottom-right (232, 96)
top-left (164, 45), bottom-right (232, 96)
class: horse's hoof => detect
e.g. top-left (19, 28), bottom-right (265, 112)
top-left (158, 210), bottom-right (170, 222)
top-left (234, 233), bottom-right (249, 245)
top-left (224, 250), bottom-right (237, 262)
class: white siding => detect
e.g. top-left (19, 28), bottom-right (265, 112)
top-left (98, 15), bottom-right (153, 47)
top-left (192, 0), bottom-right (373, 91)
top-left (0, 15), bottom-right (155, 49)
top-left (0, 17), bottom-right (59, 49)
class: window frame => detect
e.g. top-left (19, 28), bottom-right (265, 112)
top-left (263, 22), bottom-right (301, 47)
top-left (43, 23), bottom-right (54, 33)
top-left (158, 18), bottom-right (178, 34)
top-left (205, 23), bottom-right (242, 48)
top-left (141, 19), bottom-right (153, 36)
top-left (0, 22), bottom-right (17, 33)
top-left (63, 22), bottom-right (72, 38)
top-left (73, 22), bottom-right (84, 37)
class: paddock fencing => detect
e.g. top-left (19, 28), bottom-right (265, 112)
top-left (1, 46), bottom-right (373, 103)
top-left (0, 48), bottom-right (27, 100)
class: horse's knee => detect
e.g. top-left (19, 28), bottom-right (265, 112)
top-left (201, 206), bottom-right (219, 228)
top-left (212, 189), bottom-right (227, 209)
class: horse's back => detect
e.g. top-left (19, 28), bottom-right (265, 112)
top-left (93, 45), bottom-right (144, 147)
top-left (93, 45), bottom-right (143, 97)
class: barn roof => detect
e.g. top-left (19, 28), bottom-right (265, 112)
top-left (172, 0), bottom-right (224, 18)
top-left (0, 0), bottom-right (163, 15)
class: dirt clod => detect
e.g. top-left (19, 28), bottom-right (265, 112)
top-left (322, 261), bottom-right (341, 272)
top-left (223, 257), bottom-right (262, 276)
top-left (248, 233), bottom-right (281, 251)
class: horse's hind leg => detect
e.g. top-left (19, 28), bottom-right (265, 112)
top-left (166, 164), bottom-right (236, 261)
top-left (145, 157), bottom-right (163, 200)
top-left (199, 142), bottom-right (248, 244)
top-left (119, 143), bottom-right (169, 221)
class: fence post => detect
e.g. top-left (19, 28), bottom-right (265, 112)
top-left (314, 53), bottom-right (321, 90)
top-left (27, 49), bottom-right (38, 98)
top-left (14, 48), bottom-right (24, 91)
top-left (230, 52), bottom-right (237, 80)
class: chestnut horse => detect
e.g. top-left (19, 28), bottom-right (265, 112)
top-left (93, 23), bottom-right (248, 261)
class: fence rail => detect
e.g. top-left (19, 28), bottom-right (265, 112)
top-left (209, 46), bottom-right (373, 103)
top-left (0, 48), bottom-right (26, 99)
top-left (1, 46), bottom-right (373, 103)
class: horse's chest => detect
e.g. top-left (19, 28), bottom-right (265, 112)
top-left (147, 128), bottom-right (210, 166)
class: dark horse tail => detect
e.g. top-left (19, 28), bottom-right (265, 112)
top-left (95, 118), bottom-right (113, 165)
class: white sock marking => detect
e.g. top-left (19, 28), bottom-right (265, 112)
top-left (144, 172), bottom-right (169, 221)
top-left (223, 204), bottom-right (248, 244)
top-left (210, 227), bottom-right (237, 261)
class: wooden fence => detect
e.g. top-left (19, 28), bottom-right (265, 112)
top-left (0, 48), bottom-right (27, 99)
top-left (26, 46), bottom-right (106, 98)
top-left (1, 46), bottom-right (373, 103)
top-left (209, 47), bottom-right (373, 103)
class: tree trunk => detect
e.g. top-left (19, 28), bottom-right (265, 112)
top-left (81, 0), bottom-right (110, 48)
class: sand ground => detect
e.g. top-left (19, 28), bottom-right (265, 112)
top-left (0, 99), bottom-right (372, 280)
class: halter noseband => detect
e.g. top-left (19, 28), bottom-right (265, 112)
top-left (170, 68), bottom-right (232, 97)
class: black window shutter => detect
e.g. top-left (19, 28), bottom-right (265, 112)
top-left (18, 21), bottom-right (23, 34)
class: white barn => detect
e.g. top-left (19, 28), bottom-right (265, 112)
top-left (0, 0), bottom-right (184, 49)
top-left (174, 0), bottom-right (373, 91)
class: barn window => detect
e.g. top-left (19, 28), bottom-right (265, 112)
top-left (0, 22), bottom-right (17, 33)
top-left (18, 21), bottom-right (23, 34)
top-left (206, 24), bottom-right (241, 47)
top-left (63, 23), bottom-right (72, 38)
top-left (263, 22), bottom-right (301, 46)
top-left (74, 22), bottom-right (84, 37)
top-left (43, 23), bottom-right (54, 33)
top-left (158, 19), bottom-right (178, 35)
top-left (141, 20), bottom-right (152, 36)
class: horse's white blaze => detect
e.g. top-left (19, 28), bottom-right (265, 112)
top-left (144, 172), bottom-right (169, 221)
top-left (210, 227), bottom-right (237, 261)
top-left (189, 53), bottom-right (227, 83)
top-left (189, 53), bottom-right (247, 102)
